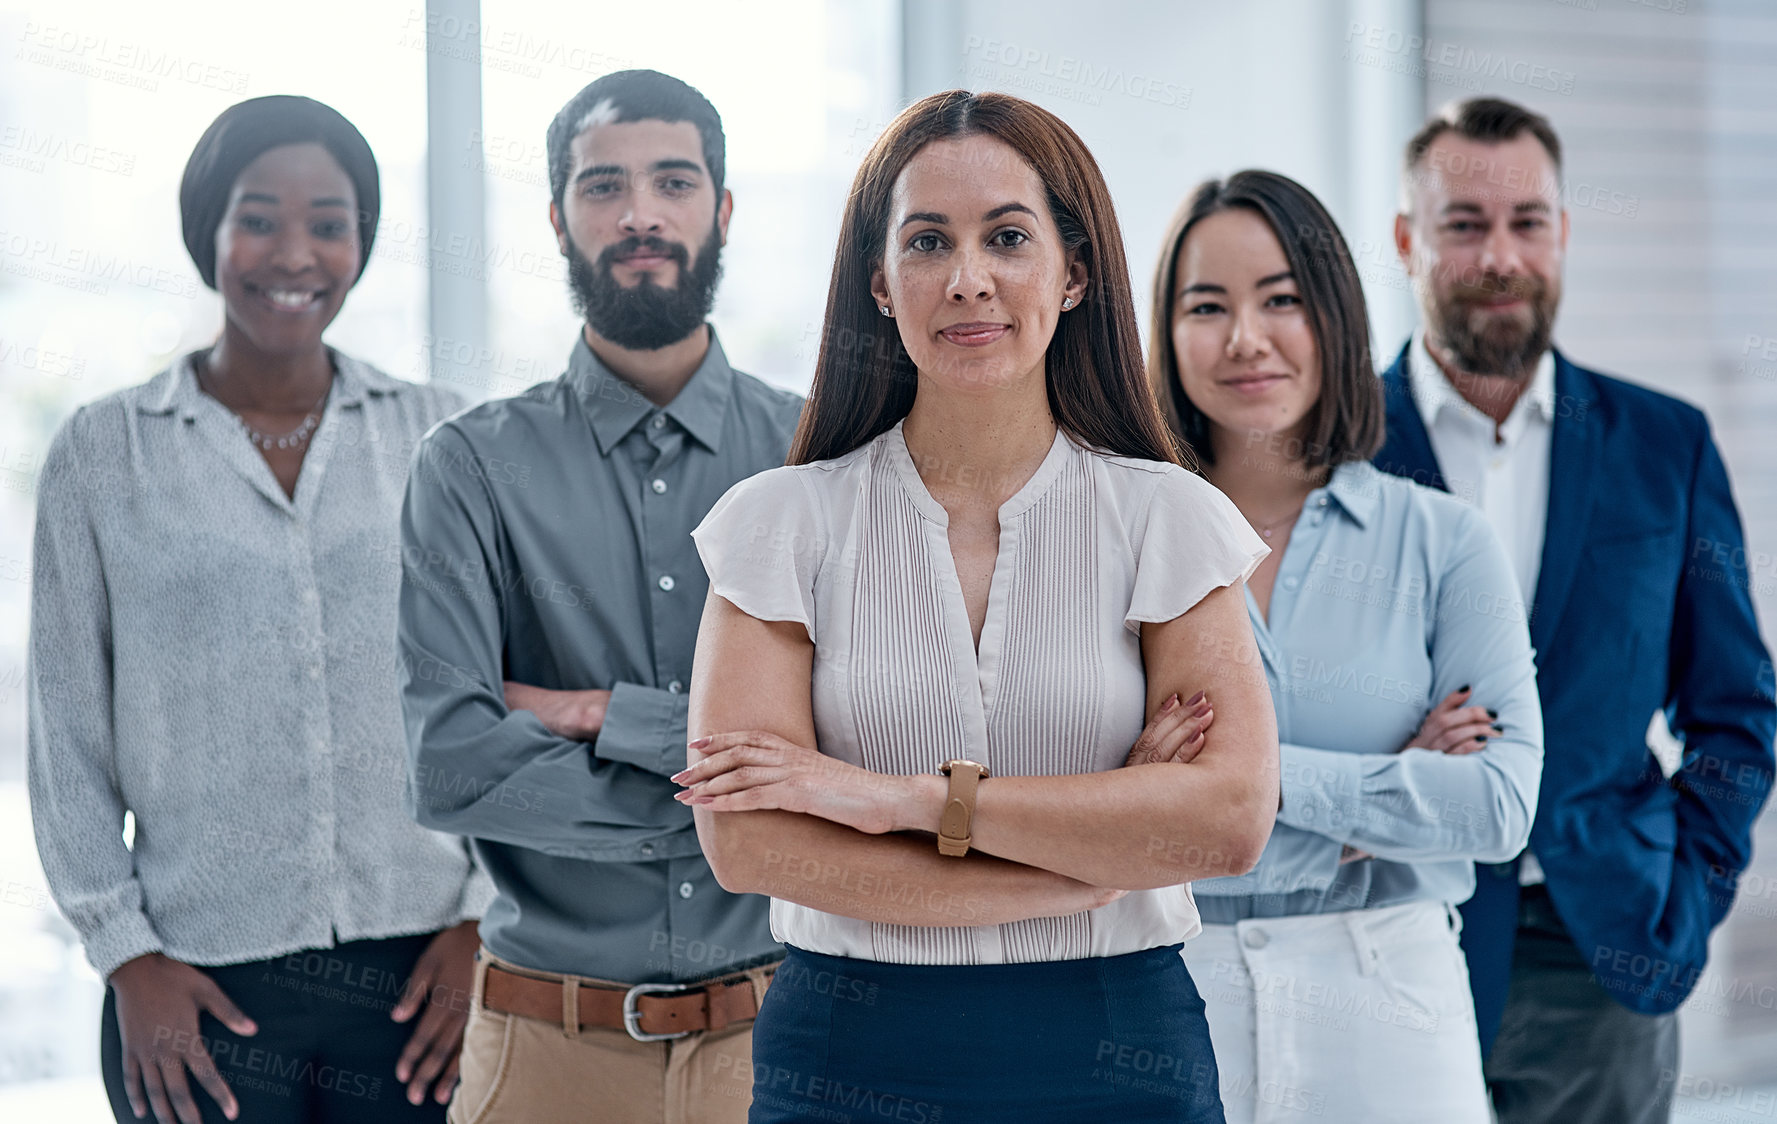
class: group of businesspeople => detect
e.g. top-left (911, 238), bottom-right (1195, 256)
top-left (24, 66), bottom-right (1777, 1124)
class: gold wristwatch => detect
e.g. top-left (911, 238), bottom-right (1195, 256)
top-left (937, 759), bottom-right (989, 857)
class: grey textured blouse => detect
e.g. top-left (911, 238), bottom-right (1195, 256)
top-left (27, 349), bottom-right (493, 979)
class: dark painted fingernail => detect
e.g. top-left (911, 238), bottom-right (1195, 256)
top-left (1458, 684), bottom-right (1471, 693)
top-left (1486, 709), bottom-right (1498, 719)
top-left (1474, 734), bottom-right (1486, 743)
top-left (1491, 723), bottom-right (1504, 732)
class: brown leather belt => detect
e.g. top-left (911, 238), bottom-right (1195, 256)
top-left (482, 960), bottom-right (776, 1042)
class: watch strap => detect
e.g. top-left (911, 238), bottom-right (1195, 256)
top-left (937, 760), bottom-right (987, 857)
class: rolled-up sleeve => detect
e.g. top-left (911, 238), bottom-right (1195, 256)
top-left (26, 416), bottom-right (164, 979)
top-left (1276, 507), bottom-right (1544, 864)
top-left (398, 424), bottom-right (697, 860)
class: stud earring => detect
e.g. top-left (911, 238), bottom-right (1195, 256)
top-left (1061, 297), bottom-right (1076, 310)
top-left (880, 305), bottom-right (892, 317)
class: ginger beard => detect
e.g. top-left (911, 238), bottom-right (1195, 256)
top-left (1430, 268), bottom-right (1558, 381)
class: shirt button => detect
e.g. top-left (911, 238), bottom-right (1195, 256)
top-left (678, 881), bottom-right (694, 899)
top-left (640, 843), bottom-right (655, 857)
top-left (1283, 577), bottom-right (1299, 591)
top-left (651, 415), bottom-right (667, 430)
top-left (668, 680), bottom-right (683, 694)
top-left (1242, 928), bottom-right (1269, 950)
top-left (651, 479), bottom-right (668, 494)
top-left (658, 575), bottom-right (675, 592)
top-left (1317, 496), bottom-right (1328, 507)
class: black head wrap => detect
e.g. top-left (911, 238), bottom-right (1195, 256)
top-left (180, 95), bottom-right (379, 290)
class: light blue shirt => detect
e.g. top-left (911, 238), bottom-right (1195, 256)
top-left (1193, 460), bottom-right (1544, 921)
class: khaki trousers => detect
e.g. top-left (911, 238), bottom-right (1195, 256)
top-left (447, 948), bottom-right (764, 1124)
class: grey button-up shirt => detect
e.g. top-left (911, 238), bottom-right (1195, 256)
top-left (28, 350), bottom-right (493, 980)
top-left (398, 329), bottom-right (801, 983)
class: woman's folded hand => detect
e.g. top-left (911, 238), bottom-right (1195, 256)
top-left (673, 730), bottom-right (935, 835)
top-left (1124, 690), bottom-right (1215, 767)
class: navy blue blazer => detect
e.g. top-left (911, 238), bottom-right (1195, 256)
top-left (1374, 343), bottom-right (1775, 1052)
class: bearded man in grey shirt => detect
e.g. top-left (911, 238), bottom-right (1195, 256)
top-left (397, 70), bottom-right (801, 1124)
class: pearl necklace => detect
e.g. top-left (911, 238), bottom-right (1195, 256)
top-left (196, 356), bottom-right (332, 451)
top-left (236, 400), bottom-right (327, 451)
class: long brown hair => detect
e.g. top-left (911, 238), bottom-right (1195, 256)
top-left (789, 90), bottom-right (1181, 467)
top-left (1147, 170), bottom-right (1383, 469)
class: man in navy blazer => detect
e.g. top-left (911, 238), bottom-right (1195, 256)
top-left (1376, 97), bottom-right (1774, 1124)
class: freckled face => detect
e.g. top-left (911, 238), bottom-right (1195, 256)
top-left (871, 134), bottom-right (1084, 397)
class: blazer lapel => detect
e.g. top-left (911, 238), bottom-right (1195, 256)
top-left (1374, 343), bottom-right (1449, 493)
top-left (1528, 354), bottom-right (1602, 653)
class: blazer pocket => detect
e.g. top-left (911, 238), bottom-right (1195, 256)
top-left (1587, 527), bottom-right (1678, 560)
top-left (1585, 530), bottom-right (1683, 617)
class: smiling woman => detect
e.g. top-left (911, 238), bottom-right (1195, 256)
top-left (27, 96), bottom-right (486, 1124)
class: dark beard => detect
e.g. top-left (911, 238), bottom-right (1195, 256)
top-left (568, 222), bottom-right (724, 350)
top-left (1432, 271), bottom-right (1556, 380)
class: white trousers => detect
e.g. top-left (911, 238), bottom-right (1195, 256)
top-left (1180, 899), bottom-right (1490, 1124)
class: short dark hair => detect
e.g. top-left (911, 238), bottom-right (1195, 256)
top-left (1402, 97), bottom-right (1563, 196)
top-left (180, 95), bottom-right (380, 290)
top-left (1147, 170), bottom-right (1384, 471)
top-left (546, 70), bottom-right (725, 213)
top-left (790, 90), bottom-right (1181, 468)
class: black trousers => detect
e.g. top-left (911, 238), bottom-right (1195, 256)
top-left (101, 934), bottom-right (447, 1124)
top-left (1485, 885), bottom-right (1680, 1124)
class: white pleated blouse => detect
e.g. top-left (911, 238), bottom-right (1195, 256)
top-left (691, 420), bottom-right (1268, 965)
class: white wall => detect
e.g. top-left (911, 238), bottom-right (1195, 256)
top-left (901, 0), bottom-right (1424, 364)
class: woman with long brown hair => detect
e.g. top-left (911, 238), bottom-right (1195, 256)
top-left (669, 91), bottom-right (1277, 1122)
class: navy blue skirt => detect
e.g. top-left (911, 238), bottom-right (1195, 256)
top-left (748, 944), bottom-right (1225, 1123)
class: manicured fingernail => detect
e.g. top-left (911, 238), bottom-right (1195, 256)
top-left (1458, 684), bottom-right (1471, 693)
top-left (1491, 723), bottom-right (1504, 732)
top-left (669, 770), bottom-right (689, 783)
top-left (1185, 690), bottom-right (1205, 707)
top-left (1162, 694), bottom-right (1179, 712)
top-left (689, 736), bottom-right (712, 749)
top-left (1474, 734), bottom-right (1486, 743)
top-left (1486, 709), bottom-right (1498, 719)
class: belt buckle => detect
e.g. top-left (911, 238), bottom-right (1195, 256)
top-left (622, 981), bottom-right (696, 1042)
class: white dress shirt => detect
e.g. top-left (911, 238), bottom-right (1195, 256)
top-left (1408, 332), bottom-right (1555, 884)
